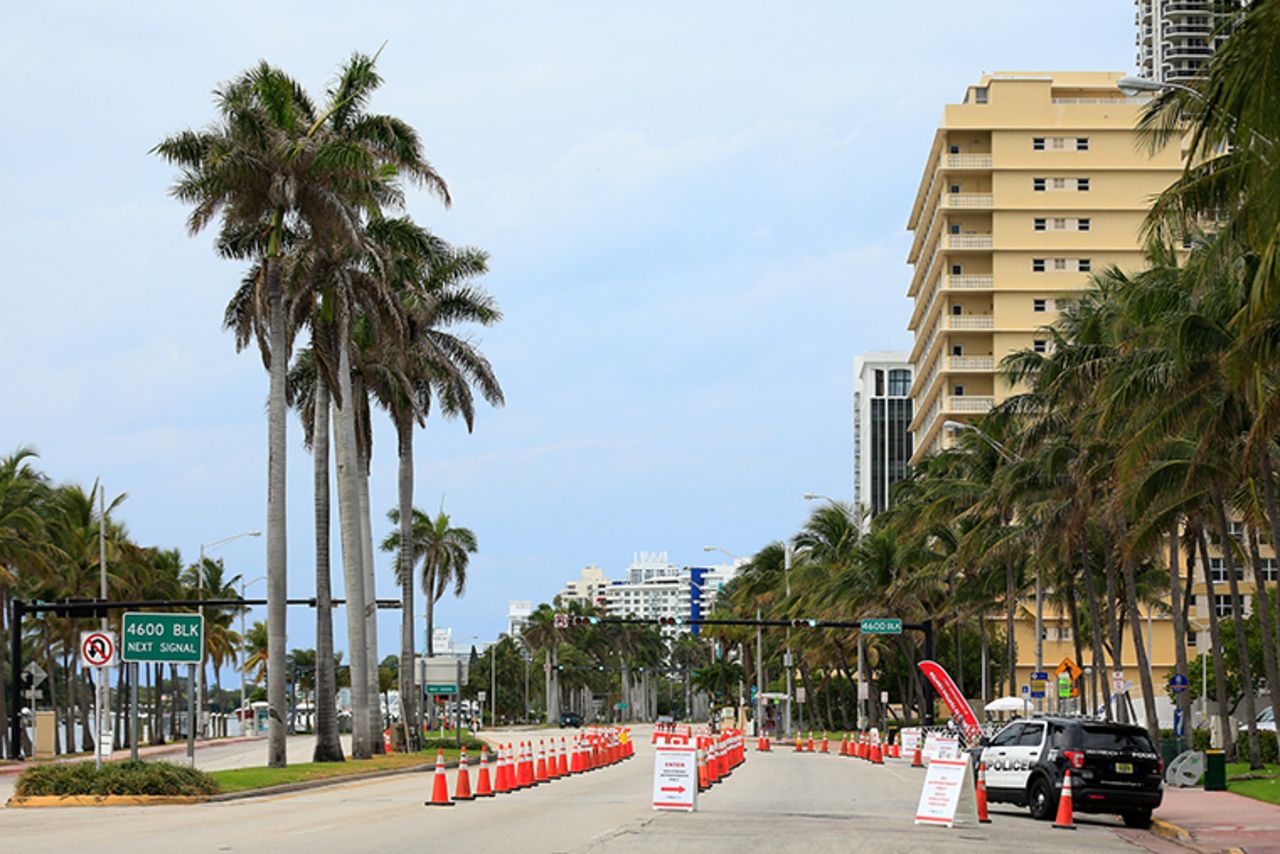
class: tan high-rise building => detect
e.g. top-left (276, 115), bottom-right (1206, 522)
top-left (904, 72), bottom-right (1184, 463)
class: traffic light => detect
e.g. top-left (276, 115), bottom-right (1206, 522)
top-left (571, 616), bottom-right (599, 626)
top-left (656, 616), bottom-right (684, 627)
top-left (791, 618), bottom-right (819, 628)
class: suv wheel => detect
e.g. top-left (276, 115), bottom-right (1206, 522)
top-left (1027, 777), bottom-right (1055, 821)
top-left (1122, 809), bottom-right (1153, 829)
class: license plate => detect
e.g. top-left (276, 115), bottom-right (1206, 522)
top-left (1115, 762), bottom-right (1134, 774)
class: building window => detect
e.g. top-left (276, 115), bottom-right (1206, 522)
top-left (1034, 299), bottom-right (1048, 312)
top-left (1033, 137), bottom-right (1046, 151)
top-left (1213, 594), bottom-right (1243, 619)
top-left (1034, 218), bottom-right (1047, 232)
top-left (1033, 339), bottom-right (1048, 353)
top-left (949, 144), bottom-right (960, 154)
top-left (951, 263), bottom-right (963, 275)
top-left (974, 87), bottom-right (988, 104)
top-left (1077, 178), bottom-right (1090, 191)
top-left (953, 384), bottom-right (966, 396)
top-left (950, 223), bottom-right (961, 234)
top-left (949, 184), bottom-right (961, 194)
top-left (1053, 217), bottom-right (1068, 230)
top-left (1033, 177), bottom-right (1046, 191)
top-left (1078, 258), bottom-right (1092, 272)
top-left (1188, 631), bottom-right (1197, 647)
top-left (888, 369), bottom-right (911, 396)
top-left (1263, 558), bottom-right (1278, 583)
top-left (951, 304), bottom-right (963, 316)
top-left (1078, 218), bottom-right (1091, 231)
top-left (875, 369), bottom-right (884, 396)
top-left (1051, 177), bottom-right (1068, 190)
top-left (1054, 258), bottom-right (1068, 271)
top-left (951, 343), bottom-right (964, 357)
top-left (1032, 259), bottom-right (1046, 272)
top-left (1076, 137), bottom-right (1089, 151)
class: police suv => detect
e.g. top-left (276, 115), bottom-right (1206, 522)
top-left (975, 715), bottom-right (1163, 828)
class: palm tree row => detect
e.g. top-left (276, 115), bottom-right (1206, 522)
top-left (0, 449), bottom-right (245, 757)
top-left (714, 2), bottom-right (1280, 765)
top-left (156, 51), bottom-right (503, 765)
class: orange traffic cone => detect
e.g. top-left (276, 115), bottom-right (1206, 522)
top-left (454, 746), bottom-right (474, 801)
top-left (911, 741), bottom-right (924, 768)
top-left (820, 732), bottom-right (829, 753)
top-left (840, 734), bottom-right (849, 756)
top-left (425, 748), bottom-right (454, 807)
top-left (794, 734), bottom-right (803, 752)
top-left (976, 762), bottom-right (991, 823)
top-left (570, 738), bottom-right (584, 774)
top-left (870, 733), bottom-right (884, 765)
top-left (697, 745), bottom-right (710, 791)
top-left (495, 745), bottom-right (511, 794)
top-left (1053, 770), bottom-right (1076, 829)
top-left (475, 747), bottom-right (494, 798)
top-left (558, 738), bottom-right (569, 777)
top-left (535, 742), bottom-right (549, 783)
top-left (807, 732), bottom-right (815, 752)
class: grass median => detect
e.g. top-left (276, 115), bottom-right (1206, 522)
top-left (211, 747), bottom-right (464, 794)
top-left (1226, 761), bottom-right (1280, 806)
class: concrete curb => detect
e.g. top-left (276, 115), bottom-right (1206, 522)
top-left (207, 758), bottom-right (453, 801)
top-left (0, 736), bottom-right (259, 777)
top-left (1150, 817), bottom-right (1193, 845)
top-left (6, 795), bottom-right (210, 808)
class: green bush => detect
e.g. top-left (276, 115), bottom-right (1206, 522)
top-left (16, 760), bottom-right (220, 797)
top-left (1194, 729), bottom-right (1212, 751)
top-left (420, 736), bottom-right (486, 753)
top-left (1234, 729), bottom-right (1280, 765)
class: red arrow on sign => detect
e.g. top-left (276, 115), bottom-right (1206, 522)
top-left (660, 786), bottom-right (686, 793)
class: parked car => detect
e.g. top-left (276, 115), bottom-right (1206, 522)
top-left (976, 715), bottom-right (1163, 828)
top-left (559, 711), bottom-right (582, 728)
top-left (656, 714), bottom-right (675, 725)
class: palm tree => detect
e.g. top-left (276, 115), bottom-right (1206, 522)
top-left (380, 507), bottom-right (477, 661)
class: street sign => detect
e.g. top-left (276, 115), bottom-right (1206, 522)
top-left (23, 662), bottom-right (47, 688)
top-left (478, 690), bottom-right (487, 702)
top-left (914, 757), bottom-right (978, 828)
top-left (553, 613), bottom-right (568, 629)
top-left (1173, 707), bottom-right (1185, 737)
top-left (1030, 671), bottom-right (1048, 699)
top-left (425, 684), bottom-right (458, 694)
top-left (1057, 673), bottom-right (1072, 699)
top-left (1170, 673), bottom-right (1189, 694)
top-left (121, 613), bottom-right (203, 664)
top-left (1111, 670), bottom-right (1126, 693)
top-left (79, 630), bottom-right (117, 668)
top-left (860, 618), bottom-right (903, 635)
top-left (880, 691), bottom-right (889, 704)
top-left (652, 740), bottom-right (697, 812)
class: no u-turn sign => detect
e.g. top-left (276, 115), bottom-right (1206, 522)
top-left (80, 630), bottom-right (117, 668)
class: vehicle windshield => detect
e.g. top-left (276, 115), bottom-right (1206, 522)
top-left (1080, 725), bottom-right (1155, 753)
top-left (1260, 707), bottom-right (1274, 723)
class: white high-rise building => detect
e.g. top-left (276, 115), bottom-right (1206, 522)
top-left (1135, 0), bottom-right (1245, 84)
top-left (853, 353), bottom-right (913, 520)
top-left (507, 600), bottom-right (532, 639)
top-left (603, 551), bottom-right (742, 636)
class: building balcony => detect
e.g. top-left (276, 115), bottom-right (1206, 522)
top-left (949, 274), bottom-right (993, 289)
top-left (947, 395), bottom-right (995, 414)
top-left (944, 153), bottom-right (992, 169)
top-left (947, 355), bottom-right (995, 372)
top-left (942, 193), bottom-right (993, 209)
top-left (1165, 23), bottom-right (1212, 36)
top-left (1163, 3), bottom-right (1214, 16)
top-left (1164, 45), bottom-right (1215, 59)
top-left (1050, 96), bottom-right (1149, 105)
top-left (946, 314), bottom-right (994, 330)
top-left (945, 234), bottom-right (993, 250)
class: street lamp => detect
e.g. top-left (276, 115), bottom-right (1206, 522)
top-left (239, 575), bottom-right (266, 736)
top-left (1117, 76), bottom-right (1197, 98)
top-left (198, 530), bottom-right (260, 739)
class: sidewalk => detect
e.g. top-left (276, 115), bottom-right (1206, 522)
top-left (0, 735), bottom-right (256, 777)
top-left (1154, 788), bottom-right (1280, 854)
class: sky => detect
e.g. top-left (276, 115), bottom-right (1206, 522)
top-left (1, 1), bottom-right (1136, 677)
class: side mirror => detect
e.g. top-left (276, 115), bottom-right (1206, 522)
top-left (979, 736), bottom-right (991, 747)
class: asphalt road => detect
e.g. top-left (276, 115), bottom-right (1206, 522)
top-left (0, 726), bottom-right (1185, 853)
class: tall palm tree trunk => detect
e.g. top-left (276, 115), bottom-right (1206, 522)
top-left (357, 456), bottom-right (381, 752)
top-left (312, 379), bottom-right (344, 763)
top-left (264, 250), bottom-right (290, 769)
top-left (1211, 491), bottom-right (1262, 767)
top-left (1080, 542), bottom-right (1109, 720)
top-left (1168, 523), bottom-right (1192, 751)
top-left (1246, 529), bottom-right (1280, 746)
top-left (1258, 452), bottom-right (1280, 703)
top-left (395, 415), bottom-right (416, 751)
top-left (1197, 528), bottom-right (1234, 757)
top-left (1004, 561), bottom-right (1017, 697)
top-left (334, 330), bottom-right (372, 759)
top-left (1122, 555), bottom-right (1160, 743)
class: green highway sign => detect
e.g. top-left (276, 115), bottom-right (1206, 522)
top-left (121, 612), bottom-right (204, 664)
top-left (425, 684), bottom-right (458, 695)
top-left (860, 618), bottom-right (903, 635)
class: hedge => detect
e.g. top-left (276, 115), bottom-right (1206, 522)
top-left (1235, 730), bottom-right (1280, 765)
top-left (420, 736), bottom-right (487, 753)
top-left (16, 760), bottom-right (220, 797)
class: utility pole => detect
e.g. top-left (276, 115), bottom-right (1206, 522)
top-left (754, 608), bottom-right (762, 738)
top-left (783, 543), bottom-right (793, 736)
top-left (97, 484), bottom-right (108, 769)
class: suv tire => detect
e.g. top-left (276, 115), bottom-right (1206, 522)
top-left (1122, 809), bottom-right (1153, 829)
top-left (1027, 777), bottom-right (1055, 821)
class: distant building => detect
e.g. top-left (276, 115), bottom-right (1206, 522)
top-left (1135, 0), bottom-right (1245, 85)
top-left (557, 565), bottom-right (611, 608)
top-left (507, 600), bottom-right (532, 639)
top-left (853, 353), bottom-right (913, 519)
top-left (603, 551), bottom-right (743, 636)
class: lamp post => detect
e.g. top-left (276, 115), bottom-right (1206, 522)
top-left (239, 575), bottom-right (266, 736)
top-left (196, 530), bottom-right (260, 739)
top-left (946, 419), bottom-right (1036, 709)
